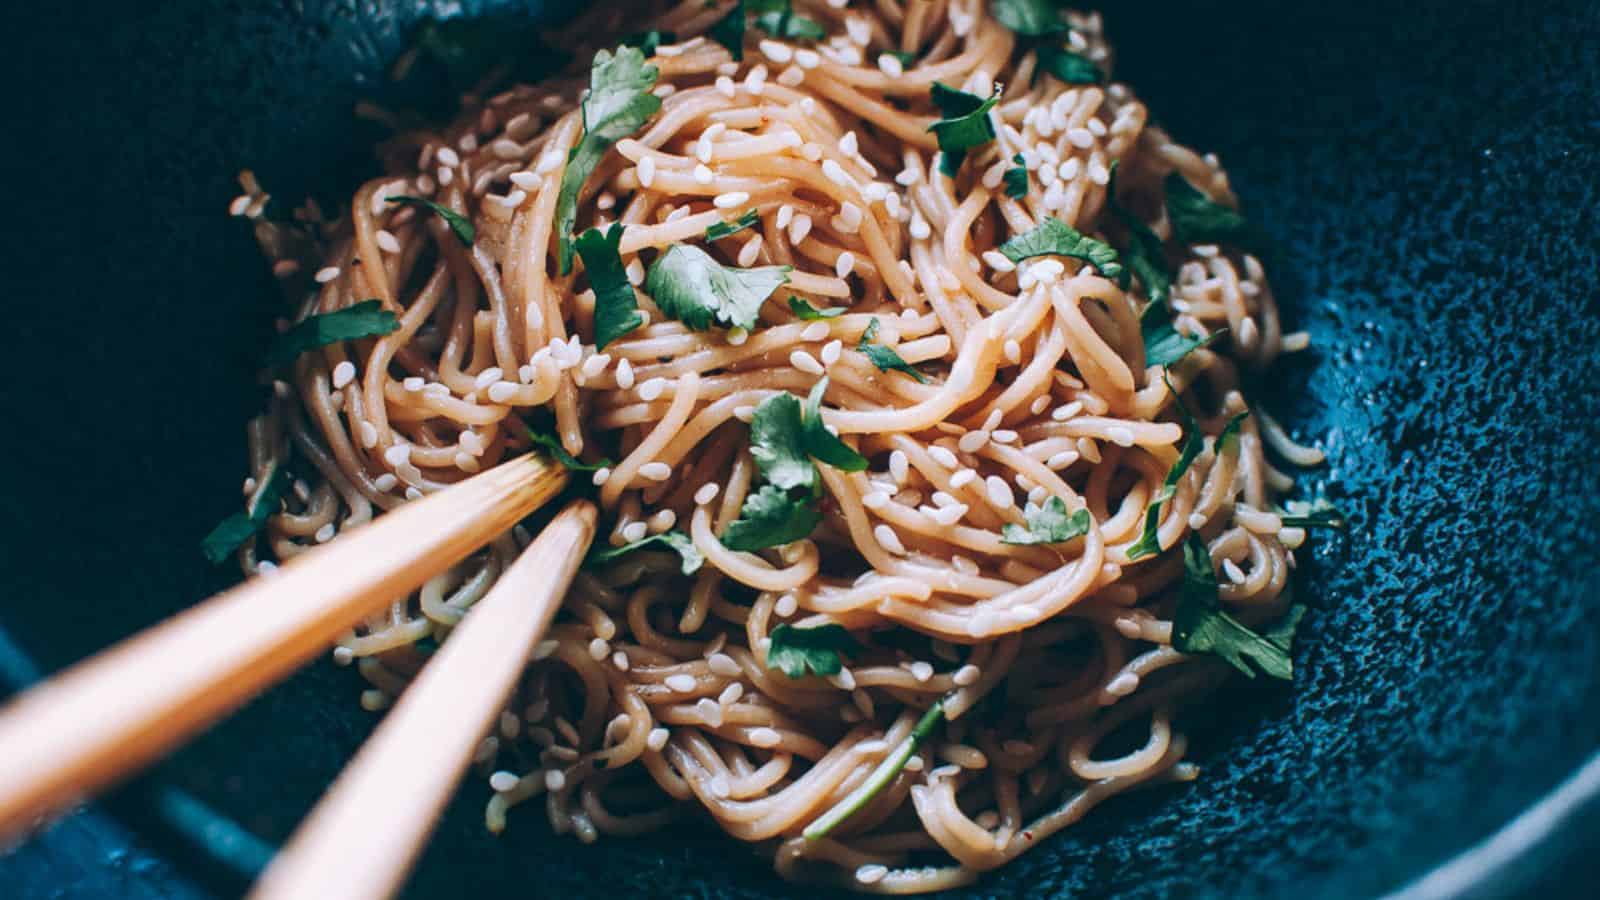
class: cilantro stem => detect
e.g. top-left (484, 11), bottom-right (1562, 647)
top-left (802, 700), bottom-right (944, 840)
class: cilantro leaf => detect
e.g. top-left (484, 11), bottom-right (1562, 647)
top-left (857, 317), bottom-right (929, 383)
top-left (266, 300), bottom-right (399, 368)
top-left (645, 244), bottom-right (791, 331)
top-left (526, 423), bottom-right (613, 473)
top-left (556, 47), bottom-right (662, 274)
top-left (802, 377), bottom-right (868, 473)
top-left (1000, 497), bottom-right (1090, 545)
top-left (765, 623), bottom-right (860, 678)
top-left (928, 82), bottom-right (999, 178)
top-left (749, 392), bottom-right (817, 491)
top-left (1037, 45), bottom-right (1104, 84)
top-left (721, 483), bottom-right (822, 551)
top-left (804, 699), bottom-right (944, 839)
top-left (202, 462), bottom-right (289, 564)
top-left (1165, 173), bottom-right (1255, 248)
top-left (1217, 410), bottom-right (1249, 452)
top-left (1127, 394), bottom-right (1206, 560)
top-left (575, 224), bottom-right (643, 350)
top-left (1172, 534), bottom-right (1299, 680)
top-left (1002, 154), bottom-right (1029, 198)
top-left (385, 195), bottom-right (474, 246)
top-left (990, 0), bottom-right (1069, 36)
top-left (709, 0), bottom-right (745, 60)
top-left (1141, 299), bottom-right (1220, 368)
top-left (998, 216), bottom-right (1123, 283)
top-left (1279, 498), bottom-right (1349, 530)
top-left (890, 50), bottom-right (918, 67)
top-left (620, 30), bottom-right (675, 56)
top-left (1107, 162), bottom-right (1172, 305)
top-left (789, 297), bottom-right (845, 320)
top-left (753, 8), bottom-right (826, 40)
top-left (586, 529), bottom-right (703, 575)
top-left (706, 209), bottom-right (759, 242)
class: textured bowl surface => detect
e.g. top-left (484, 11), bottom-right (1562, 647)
top-left (2, 1), bottom-right (1598, 898)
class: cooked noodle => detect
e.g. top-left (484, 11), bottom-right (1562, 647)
top-left (224, 1), bottom-right (1323, 891)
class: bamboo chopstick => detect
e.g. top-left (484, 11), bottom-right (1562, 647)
top-left (251, 499), bottom-right (597, 900)
top-left (0, 453), bottom-right (567, 841)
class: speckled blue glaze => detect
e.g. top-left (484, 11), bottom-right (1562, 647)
top-left (1, 1), bottom-right (1597, 898)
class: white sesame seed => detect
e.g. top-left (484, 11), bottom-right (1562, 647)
top-left (714, 191), bottom-right (749, 210)
top-left (801, 321), bottom-right (830, 342)
top-left (614, 358), bottom-right (636, 389)
top-left (455, 451), bottom-right (480, 473)
top-left (405, 487), bottom-right (423, 501)
top-left (878, 53), bottom-right (904, 77)
top-left (949, 468), bottom-right (978, 489)
top-left (698, 698), bottom-right (725, 728)
top-left (708, 653), bottom-right (740, 677)
top-left (612, 651), bottom-right (631, 671)
top-left (790, 350), bottom-right (824, 375)
top-left (487, 382), bottom-right (518, 403)
top-left (313, 266), bottom-right (341, 284)
top-left (861, 490), bottom-right (890, 510)
top-left (985, 476), bottom-right (1014, 509)
top-left (489, 771), bottom-right (520, 792)
top-left (760, 39), bottom-right (793, 64)
top-left (580, 354), bottom-right (610, 379)
top-left (788, 213), bottom-right (813, 244)
top-left (639, 461), bottom-right (672, 481)
top-left (646, 728), bottom-right (670, 751)
top-left (1223, 558), bottom-right (1248, 583)
top-left (929, 504), bottom-right (967, 526)
top-left (716, 75), bottom-right (736, 97)
top-left (718, 683), bottom-right (744, 706)
top-left (992, 429), bottom-right (1019, 444)
top-left (376, 230), bottom-right (401, 254)
top-left (545, 770), bottom-right (566, 792)
top-left (889, 450), bottom-right (910, 483)
top-left (794, 48), bottom-right (820, 68)
top-left (953, 664), bottom-right (981, 686)
top-left (821, 339), bottom-right (843, 366)
top-left (592, 466), bottom-right (612, 486)
top-left (929, 446), bottom-right (959, 468)
top-left (748, 727), bottom-right (782, 748)
top-left (639, 378), bottom-right (667, 401)
top-left (1003, 339), bottom-right (1023, 364)
top-left (588, 637), bottom-right (610, 661)
top-left (403, 376), bottom-right (424, 392)
top-left (874, 524), bottom-right (907, 555)
top-left (665, 674), bottom-right (697, 693)
top-left (695, 483), bottom-right (720, 505)
top-left (834, 250), bottom-right (856, 279)
top-left (958, 430), bottom-right (990, 453)
top-left (383, 444), bottom-right (411, 467)
top-left (738, 235), bottom-right (763, 266)
top-left (374, 473), bottom-right (398, 492)
top-left (693, 163), bottom-right (715, 185)
top-left (326, 360), bottom-right (354, 390)
top-left (620, 521), bottom-right (648, 543)
top-left (1106, 672), bottom-right (1141, 697)
top-left (314, 523), bottom-right (335, 543)
top-left (635, 156), bottom-right (657, 189)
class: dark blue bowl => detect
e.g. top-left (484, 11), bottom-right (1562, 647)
top-left (3, 1), bottom-right (1598, 897)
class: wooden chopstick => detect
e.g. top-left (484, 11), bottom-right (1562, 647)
top-left (250, 499), bottom-right (597, 900)
top-left (0, 453), bottom-right (567, 841)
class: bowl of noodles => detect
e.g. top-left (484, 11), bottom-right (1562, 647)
top-left (2, 0), bottom-right (1598, 898)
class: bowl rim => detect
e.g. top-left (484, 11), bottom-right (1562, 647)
top-left (1, 621), bottom-right (1593, 898)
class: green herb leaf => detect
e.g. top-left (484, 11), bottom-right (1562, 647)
top-left (928, 82), bottom-right (999, 178)
top-left (386, 196), bottom-right (474, 246)
top-left (1107, 161), bottom-right (1171, 304)
top-left (1037, 45), bottom-right (1104, 84)
top-left (749, 392), bottom-right (818, 491)
top-left (998, 216), bottom-right (1123, 283)
top-left (1279, 498), bottom-right (1349, 530)
top-left (620, 30), bottom-right (675, 56)
top-left (857, 317), bottom-right (929, 383)
top-left (709, 0), bottom-right (745, 59)
top-left (721, 482), bottom-right (822, 551)
top-left (645, 244), bottom-right (791, 331)
top-left (556, 47), bottom-right (662, 274)
top-left (586, 529), bottom-right (703, 575)
top-left (789, 297), bottom-right (845, 320)
top-left (706, 209), bottom-right (759, 242)
top-left (266, 300), bottom-right (399, 368)
top-left (1140, 299), bottom-right (1219, 368)
top-left (202, 463), bottom-right (289, 564)
top-left (1000, 497), bottom-right (1091, 545)
top-left (575, 224), bottom-right (643, 350)
top-left (526, 423), bottom-right (613, 473)
top-left (802, 377), bottom-right (868, 473)
top-left (1172, 533), bottom-right (1299, 680)
top-left (765, 623), bottom-right (861, 678)
top-left (990, 0), bottom-right (1069, 36)
top-left (1002, 154), bottom-right (1029, 199)
top-left (1126, 394), bottom-right (1206, 560)
top-left (1217, 410), bottom-right (1249, 453)
top-left (1165, 173), bottom-right (1255, 248)
top-left (753, 9), bottom-right (826, 40)
top-left (804, 699), bottom-right (945, 839)
top-left (891, 50), bottom-right (918, 67)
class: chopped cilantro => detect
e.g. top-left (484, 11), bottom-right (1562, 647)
top-left (526, 422), bottom-right (613, 473)
top-left (766, 622), bottom-right (861, 678)
top-left (1165, 172), bottom-right (1255, 248)
top-left (555, 47), bottom-right (662, 274)
top-left (1000, 497), bottom-right (1091, 545)
top-left (998, 216), bottom-right (1124, 283)
top-left (928, 82), bottom-right (999, 178)
top-left (709, 0), bottom-right (746, 60)
top-left (575, 224), bottom-right (643, 350)
top-left (1172, 533), bottom-right (1302, 680)
top-left (990, 0), bottom-right (1070, 37)
top-left (720, 483), bottom-right (822, 551)
top-left (266, 300), bottom-right (399, 368)
top-left (1037, 45), bottom-right (1104, 84)
top-left (645, 244), bottom-right (791, 331)
top-left (1107, 161), bottom-right (1172, 305)
top-left (202, 462), bottom-right (289, 564)
top-left (586, 529), bottom-right (703, 575)
top-left (789, 297), bottom-right (845, 320)
top-left (1002, 154), bottom-right (1029, 199)
top-left (1141, 299), bottom-right (1220, 368)
top-left (385, 196), bottom-right (475, 246)
top-left (857, 317), bottom-right (928, 383)
top-left (706, 209), bottom-right (760, 242)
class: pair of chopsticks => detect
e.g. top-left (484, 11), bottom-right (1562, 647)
top-left (0, 453), bottom-right (594, 900)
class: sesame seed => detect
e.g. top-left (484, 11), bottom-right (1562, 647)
top-left (314, 266), bottom-right (341, 283)
top-left (788, 213), bottom-right (813, 244)
top-left (708, 653), bottom-right (740, 677)
top-left (545, 770), bottom-right (566, 792)
top-left (874, 524), bottom-right (907, 555)
top-left (405, 487), bottom-right (423, 501)
top-left (821, 339), bottom-right (843, 366)
top-left (862, 490), bottom-right (890, 509)
top-left (649, 509), bottom-right (677, 532)
top-left (985, 476), bottom-right (1014, 509)
top-left (1067, 127), bottom-right (1095, 149)
top-left (958, 430), bottom-right (990, 453)
top-left (1004, 339), bottom-right (1023, 364)
top-left (622, 521), bottom-right (648, 542)
top-left (580, 354), bottom-right (610, 379)
top-left (878, 53), bottom-right (904, 77)
top-left (646, 728), bottom-right (670, 751)
top-left (930, 505), bottom-right (967, 525)
top-left (612, 651), bottom-right (631, 671)
top-left (727, 327), bottom-right (750, 346)
top-left (693, 164), bottom-right (715, 185)
top-left (889, 450), bottom-right (910, 483)
top-left (738, 235), bottom-right (763, 266)
top-left (376, 230), bottom-right (401, 254)
top-left (953, 664), bottom-right (981, 686)
top-left (716, 75), bottom-right (736, 97)
top-left (695, 483), bottom-right (720, 505)
top-left (760, 40), bottom-right (793, 64)
top-left (403, 376), bottom-right (424, 392)
top-left (790, 350), bottom-right (824, 375)
top-left (592, 466), bottom-right (612, 486)
top-left (909, 214), bottom-right (931, 240)
top-left (384, 444), bottom-right (411, 466)
top-left (639, 462), bottom-right (672, 481)
top-left (992, 429), bottom-right (1019, 444)
top-left (455, 452), bottom-right (480, 473)
top-left (487, 382), bottom-right (518, 403)
top-left (588, 637), bottom-right (610, 660)
top-left (802, 321), bottom-right (830, 342)
top-left (489, 771), bottom-right (520, 792)
top-left (665, 673), bottom-right (697, 693)
top-left (749, 727), bottom-right (782, 748)
top-left (636, 155), bottom-right (657, 188)
top-left (698, 698), bottom-right (725, 727)
top-left (374, 473), bottom-right (398, 492)
top-left (639, 378), bottom-right (667, 401)
top-left (949, 468), bottom-right (978, 489)
top-left (776, 65), bottom-right (805, 86)
top-left (718, 683), bottom-right (744, 705)
top-left (615, 358), bottom-right (636, 388)
top-left (314, 523), bottom-right (335, 543)
top-left (834, 251), bottom-right (856, 278)
top-left (328, 360), bottom-right (355, 389)
top-left (794, 48), bottom-right (820, 68)
top-left (929, 446), bottom-right (958, 468)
